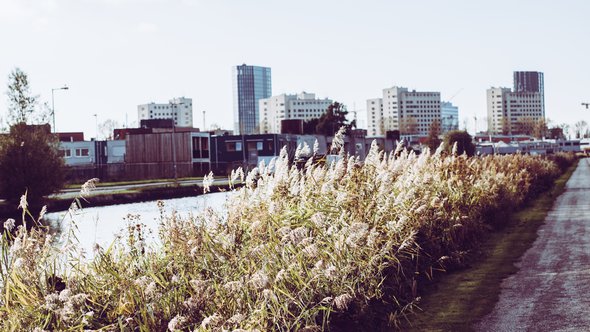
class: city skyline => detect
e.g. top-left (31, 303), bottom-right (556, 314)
top-left (1, 0), bottom-right (589, 139)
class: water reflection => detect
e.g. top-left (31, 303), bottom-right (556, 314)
top-left (45, 192), bottom-right (231, 256)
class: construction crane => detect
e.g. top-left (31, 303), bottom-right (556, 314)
top-left (582, 102), bottom-right (590, 109)
top-left (448, 88), bottom-right (464, 101)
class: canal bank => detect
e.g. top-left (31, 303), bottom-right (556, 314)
top-left (0, 182), bottom-right (239, 221)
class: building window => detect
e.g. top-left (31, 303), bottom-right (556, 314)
top-left (192, 136), bottom-right (209, 159)
top-left (75, 148), bottom-right (89, 157)
top-left (226, 141), bottom-right (242, 152)
top-left (59, 149), bottom-right (71, 158)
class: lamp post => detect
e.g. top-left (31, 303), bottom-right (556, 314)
top-left (93, 114), bottom-right (98, 140)
top-left (203, 110), bottom-right (206, 131)
top-left (51, 85), bottom-right (69, 133)
top-left (169, 100), bottom-right (184, 182)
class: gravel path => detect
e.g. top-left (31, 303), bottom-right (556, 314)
top-left (476, 158), bottom-right (590, 331)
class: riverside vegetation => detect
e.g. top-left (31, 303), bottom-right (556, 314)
top-left (0, 137), bottom-right (576, 331)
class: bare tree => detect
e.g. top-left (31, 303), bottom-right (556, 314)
top-left (501, 117), bottom-right (511, 135)
top-left (560, 123), bottom-right (570, 139)
top-left (574, 120), bottom-right (588, 139)
top-left (514, 117), bottom-right (536, 136)
top-left (99, 119), bottom-right (121, 140)
top-left (400, 116), bottom-right (419, 135)
top-left (532, 118), bottom-right (548, 139)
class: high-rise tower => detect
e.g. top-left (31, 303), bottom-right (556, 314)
top-left (232, 64), bottom-right (272, 135)
top-left (487, 71), bottom-right (545, 135)
top-left (514, 71), bottom-right (545, 115)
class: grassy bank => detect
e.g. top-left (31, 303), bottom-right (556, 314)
top-left (406, 159), bottom-right (579, 331)
top-left (64, 177), bottom-right (205, 189)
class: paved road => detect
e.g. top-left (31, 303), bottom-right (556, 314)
top-left (477, 158), bottom-right (590, 331)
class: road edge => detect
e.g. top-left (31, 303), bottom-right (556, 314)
top-left (404, 159), bottom-right (580, 332)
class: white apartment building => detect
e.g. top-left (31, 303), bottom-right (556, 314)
top-left (366, 98), bottom-right (384, 136)
top-left (259, 92), bottom-right (332, 134)
top-left (487, 87), bottom-right (544, 135)
top-left (138, 97), bottom-right (193, 127)
top-left (366, 87), bottom-right (441, 137)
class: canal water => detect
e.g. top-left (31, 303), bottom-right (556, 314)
top-left (45, 192), bottom-right (231, 256)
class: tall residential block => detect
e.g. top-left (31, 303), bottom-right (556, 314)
top-left (259, 92), bottom-right (332, 134)
top-left (487, 71), bottom-right (545, 135)
top-left (138, 97), bottom-right (193, 127)
top-left (366, 86), bottom-right (441, 137)
top-left (232, 64), bottom-right (272, 135)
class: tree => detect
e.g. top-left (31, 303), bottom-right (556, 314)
top-left (304, 102), bottom-right (355, 136)
top-left (532, 118), bottom-right (548, 139)
top-left (0, 69), bottom-right (65, 207)
top-left (400, 116), bottom-right (419, 135)
top-left (514, 117), bottom-right (536, 136)
top-left (5, 68), bottom-right (39, 125)
top-left (574, 120), bottom-right (588, 139)
top-left (500, 117), bottom-right (511, 135)
top-left (99, 119), bottom-right (120, 140)
top-left (425, 119), bottom-right (442, 152)
top-left (548, 126), bottom-right (565, 140)
top-left (0, 124), bottom-right (65, 207)
top-left (443, 130), bottom-right (475, 156)
top-left (302, 118), bottom-right (319, 135)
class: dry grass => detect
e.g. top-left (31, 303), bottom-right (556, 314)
top-left (405, 159), bottom-right (578, 331)
top-left (0, 141), bottom-right (576, 331)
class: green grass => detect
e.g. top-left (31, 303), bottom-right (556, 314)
top-left (405, 159), bottom-right (579, 332)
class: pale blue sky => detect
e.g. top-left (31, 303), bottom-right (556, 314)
top-left (1, 0), bottom-right (589, 138)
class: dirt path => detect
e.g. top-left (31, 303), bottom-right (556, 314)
top-left (476, 158), bottom-right (590, 331)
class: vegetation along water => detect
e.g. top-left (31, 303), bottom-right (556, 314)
top-left (0, 140), bottom-right (576, 331)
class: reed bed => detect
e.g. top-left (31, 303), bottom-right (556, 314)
top-left (0, 142), bottom-right (576, 331)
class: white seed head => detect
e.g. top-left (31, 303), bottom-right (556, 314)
top-left (3, 218), bottom-right (15, 231)
top-left (81, 178), bottom-right (100, 197)
top-left (203, 171), bottom-right (215, 193)
top-left (168, 315), bottom-right (187, 331)
top-left (333, 293), bottom-right (353, 310)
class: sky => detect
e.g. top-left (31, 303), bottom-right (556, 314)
top-left (1, 0), bottom-right (589, 139)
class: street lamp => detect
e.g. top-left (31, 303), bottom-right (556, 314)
top-left (51, 86), bottom-right (69, 133)
top-left (169, 100), bottom-right (184, 182)
top-left (93, 114), bottom-right (98, 140)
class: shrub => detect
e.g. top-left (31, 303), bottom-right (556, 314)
top-left (0, 123), bottom-right (65, 208)
top-left (443, 130), bottom-right (476, 156)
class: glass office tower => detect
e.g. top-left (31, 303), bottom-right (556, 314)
top-left (232, 64), bottom-right (272, 134)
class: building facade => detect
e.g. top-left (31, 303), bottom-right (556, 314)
top-left (441, 101), bottom-right (459, 133)
top-left (366, 87), bottom-right (441, 137)
top-left (125, 129), bottom-right (210, 179)
top-left (137, 97), bottom-right (193, 127)
top-left (232, 64), bottom-right (272, 135)
top-left (366, 98), bottom-right (384, 136)
top-left (487, 71), bottom-right (545, 135)
top-left (259, 92), bottom-right (332, 134)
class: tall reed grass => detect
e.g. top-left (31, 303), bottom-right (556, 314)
top-left (0, 143), bottom-right (575, 331)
